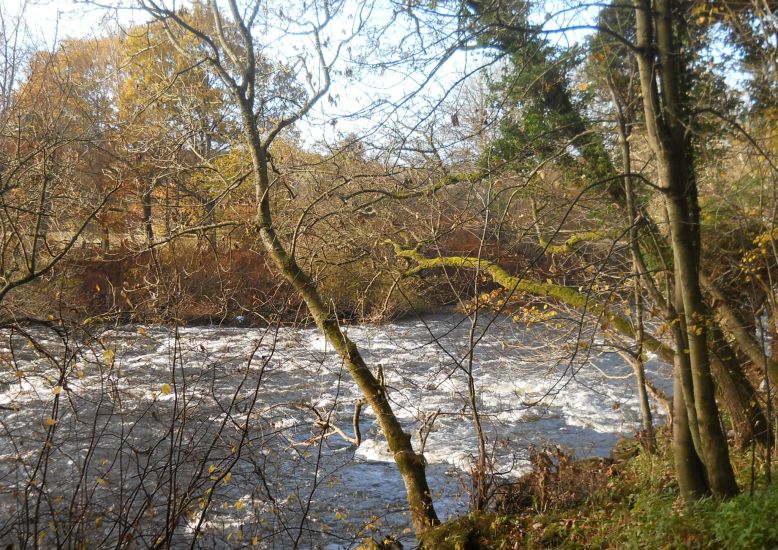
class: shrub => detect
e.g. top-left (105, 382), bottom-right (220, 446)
top-left (708, 483), bottom-right (778, 549)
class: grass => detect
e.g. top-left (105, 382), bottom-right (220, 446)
top-left (418, 432), bottom-right (778, 549)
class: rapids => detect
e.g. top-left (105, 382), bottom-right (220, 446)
top-left (0, 313), bottom-right (669, 548)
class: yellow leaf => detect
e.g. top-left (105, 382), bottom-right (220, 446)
top-left (234, 500), bottom-right (244, 510)
top-left (208, 464), bottom-right (216, 474)
top-left (223, 472), bottom-right (232, 483)
top-left (45, 417), bottom-right (57, 426)
top-left (252, 537), bottom-right (259, 545)
top-left (690, 4), bottom-right (707, 16)
top-left (96, 477), bottom-right (109, 487)
top-left (137, 327), bottom-right (146, 336)
top-left (95, 517), bottom-right (103, 529)
top-left (161, 384), bottom-right (171, 395)
top-left (15, 370), bottom-right (24, 379)
top-left (577, 81), bottom-right (589, 91)
top-left (52, 386), bottom-right (62, 396)
top-left (103, 349), bottom-right (115, 365)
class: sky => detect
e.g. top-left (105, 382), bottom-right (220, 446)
top-left (4, 1), bottom-right (477, 149)
top-left (3, 0), bottom-right (601, 154)
top-left (4, 0), bottom-right (126, 46)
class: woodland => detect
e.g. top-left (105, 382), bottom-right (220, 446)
top-left (0, 0), bottom-right (776, 548)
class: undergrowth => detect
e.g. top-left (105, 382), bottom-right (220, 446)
top-left (419, 432), bottom-right (778, 549)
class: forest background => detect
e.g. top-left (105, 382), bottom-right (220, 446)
top-left (0, 0), bottom-right (776, 547)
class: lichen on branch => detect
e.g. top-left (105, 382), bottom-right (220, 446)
top-left (387, 241), bottom-right (673, 361)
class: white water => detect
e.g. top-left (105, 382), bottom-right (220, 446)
top-left (0, 313), bottom-right (670, 548)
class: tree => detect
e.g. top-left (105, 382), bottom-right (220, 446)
top-left (457, 0), bottom-right (778, 499)
top-left (135, 0), bottom-right (440, 535)
top-left (631, 0), bottom-right (738, 498)
top-left (0, 21), bottom-right (119, 313)
top-left (119, 9), bottom-right (237, 249)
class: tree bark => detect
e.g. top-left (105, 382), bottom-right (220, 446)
top-left (672, 361), bottom-right (710, 500)
top-left (701, 273), bottom-right (778, 380)
top-left (671, 284), bottom-right (704, 459)
top-left (624, 352), bottom-right (656, 450)
top-left (240, 107), bottom-right (439, 534)
top-left (633, 0), bottom-right (738, 498)
top-left (708, 324), bottom-right (771, 448)
top-left (665, 195), bottom-right (738, 496)
top-left (611, 74), bottom-right (655, 451)
top-left (142, 183), bottom-right (154, 247)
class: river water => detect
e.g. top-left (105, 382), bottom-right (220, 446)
top-left (0, 313), bottom-right (669, 548)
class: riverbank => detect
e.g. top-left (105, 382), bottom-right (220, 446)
top-left (3, 243), bottom-right (468, 327)
top-left (415, 431), bottom-right (778, 549)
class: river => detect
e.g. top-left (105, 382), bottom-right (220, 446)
top-left (0, 313), bottom-right (669, 548)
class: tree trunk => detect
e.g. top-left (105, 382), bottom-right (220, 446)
top-left (142, 183), bottom-right (154, 247)
top-left (612, 74), bottom-right (655, 451)
top-left (708, 324), bottom-right (771, 448)
top-left (666, 193), bottom-right (738, 496)
top-left (141, 2), bottom-right (442, 532)
top-left (618, 129), bottom-right (770, 450)
top-left (623, 352), bottom-right (656, 450)
top-left (672, 363), bottom-right (710, 500)
top-left (701, 273), bottom-right (778, 380)
top-left (671, 284), bottom-right (704, 458)
top-left (240, 106), bottom-right (439, 534)
top-left (633, 0), bottom-right (738, 498)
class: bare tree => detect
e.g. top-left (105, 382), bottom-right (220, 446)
top-left (134, 0), bottom-right (441, 534)
top-left (0, 8), bottom-right (119, 313)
